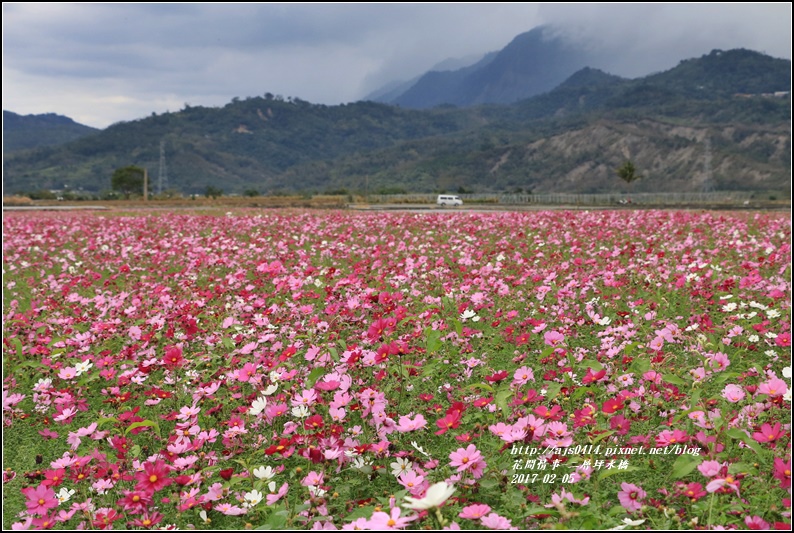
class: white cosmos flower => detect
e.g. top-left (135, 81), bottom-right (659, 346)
top-left (253, 465), bottom-right (276, 480)
top-left (262, 384), bottom-right (279, 396)
top-left (782, 367), bottom-right (792, 380)
top-left (56, 487), bottom-right (76, 504)
top-left (74, 360), bottom-right (93, 376)
top-left (403, 481), bottom-right (456, 510)
top-left (460, 309), bottom-right (477, 321)
top-left (390, 457), bottom-right (413, 477)
top-left (248, 397), bottom-right (268, 416)
top-left (411, 441), bottom-right (431, 457)
top-left (350, 457), bottom-right (373, 473)
top-left (291, 405), bottom-right (310, 418)
top-left (608, 518), bottom-right (646, 530)
top-left (242, 489), bottom-right (263, 508)
top-left (767, 309), bottom-right (781, 319)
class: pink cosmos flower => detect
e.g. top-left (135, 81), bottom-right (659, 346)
top-left (367, 507), bottom-right (417, 529)
top-left (655, 429), bottom-right (689, 447)
top-left (649, 337), bottom-right (664, 351)
top-left (617, 482), bottom-right (646, 513)
top-left (395, 414), bottom-right (427, 432)
top-left (758, 378), bottom-right (788, 398)
top-left (21, 484), bottom-right (58, 516)
top-left (745, 516), bottom-right (771, 530)
top-left (236, 362), bottom-right (258, 382)
top-left (706, 475), bottom-right (741, 496)
top-left (697, 460), bottom-right (725, 477)
top-left (480, 512), bottom-right (514, 529)
top-left (291, 388), bottom-right (318, 407)
top-left (449, 445), bottom-right (483, 473)
top-left (752, 422), bottom-right (783, 444)
top-left (544, 331), bottom-right (565, 346)
top-left (397, 470), bottom-right (426, 495)
top-left (512, 366), bottom-right (534, 386)
top-left (721, 384), bottom-right (745, 403)
top-left (459, 504), bottom-right (491, 520)
top-left (214, 503), bottom-right (247, 516)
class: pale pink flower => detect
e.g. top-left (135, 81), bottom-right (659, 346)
top-left (480, 512), bottom-right (514, 529)
top-left (449, 445), bottom-right (483, 473)
top-left (697, 460), bottom-right (724, 477)
top-left (367, 507), bottom-right (417, 529)
top-left (459, 504), bottom-right (491, 520)
top-left (721, 384), bottom-right (745, 403)
top-left (758, 378), bottom-right (787, 398)
top-left (617, 482), bottom-right (645, 513)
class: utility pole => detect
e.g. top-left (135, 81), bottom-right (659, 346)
top-left (702, 136), bottom-right (715, 193)
top-left (143, 168), bottom-right (149, 201)
top-left (158, 140), bottom-right (168, 195)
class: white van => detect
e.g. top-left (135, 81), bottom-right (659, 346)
top-left (437, 195), bottom-right (463, 206)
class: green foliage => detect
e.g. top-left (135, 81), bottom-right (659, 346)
top-left (616, 160), bottom-right (642, 185)
top-left (111, 165), bottom-right (145, 198)
top-left (205, 185), bottom-right (224, 199)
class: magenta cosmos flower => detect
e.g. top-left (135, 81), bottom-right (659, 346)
top-left (617, 482), bottom-right (646, 513)
top-left (21, 484), bottom-right (58, 516)
top-left (134, 460), bottom-right (173, 493)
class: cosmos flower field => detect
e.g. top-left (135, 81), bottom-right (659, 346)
top-left (2, 208), bottom-right (791, 530)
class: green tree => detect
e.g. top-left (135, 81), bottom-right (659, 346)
top-left (111, 166), bottom-right (145, 199)
top-left (616, 160), bottom-right (642, 187)
top-left (205, 185), bottom-right (223, 199)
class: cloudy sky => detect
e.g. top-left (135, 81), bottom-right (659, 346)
top-left (3, 3), bottom-right (791, 129)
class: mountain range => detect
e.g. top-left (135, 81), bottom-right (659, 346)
top-left (371, 26), bottom-right (598, 108)
top-left (3, 27), bottom-right (790, 197)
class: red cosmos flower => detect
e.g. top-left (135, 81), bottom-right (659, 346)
top-left (418, 394), bottom-right (434, 402)
top-left (485, 370), bottom-right (508, 383)
top-left (582, 368), bottom-right (607, 384)
top-left (134, 460), bottom-right (173, 493)
top-left (752, 422), bottom-right (783, 444)
top-left (265, 438), bottom-right (293, 456)
top-left (304, 415), bottom-right (325, 431)
top-left (515, 332), bottom-right (531, 346)
top-left (435, 410), bottom-right (462, 435)
top-left (533, 405), bottom-right (563, 421)
top-left (601, 398), bottom-right (624, 415)
top-left (162, 345), bottom-right (184, 369)
top-left (676, 482), bottom-right (707, 502)
top-left (219, 468), bottom-right (235, 481)
top-left (94, 509), bottom-right (124, 529)
top-left (473, 397), bottom-right (493, 408)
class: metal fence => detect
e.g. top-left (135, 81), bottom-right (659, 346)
top-left (365, 191), bottom-right (770, 206)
